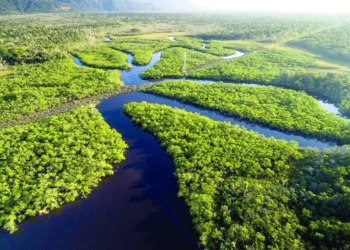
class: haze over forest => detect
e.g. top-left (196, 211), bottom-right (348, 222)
top-left (2, 0), bottom-right (350, 14)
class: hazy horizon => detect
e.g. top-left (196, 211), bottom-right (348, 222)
top-left (191, 0), bottom-right (350, 13)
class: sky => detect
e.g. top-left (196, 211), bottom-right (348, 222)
top-left (190, 0), bottom-right (350, 12)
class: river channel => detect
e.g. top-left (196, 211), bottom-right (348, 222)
top-left (0, 47), bottom-right (342, 250)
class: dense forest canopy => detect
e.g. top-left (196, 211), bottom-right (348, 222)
top-left (290, 24), bottom-right (350, 63)
top-left (187, 48), bottom-right (320, 83)
top-left (141, 47), bottom-right (221, 79)
top-left (0, 58), bottom-right (123, 123)
top-left (144, 81), bottom-right (350, 144)
top-left (124, 102), bottom-right (350, 249)
top-left (73, 45), bottom-right (131, 69)
top-left (185, 49), bottom-right (350, 116)
top-left (0, 105), bottom-right (127, 233)
top-left (1, 12), bottom-right (350, 249)
top-left (0, 13), bottom-right (347, 64)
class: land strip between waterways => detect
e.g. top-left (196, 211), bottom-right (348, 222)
top-left (0, 85), bottom-right (152, 129)
top-left (187, 51), bottom-right (257, 74)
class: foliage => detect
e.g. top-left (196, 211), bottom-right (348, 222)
top-left (0, 58), bottom-right (123, 123)
top-left (290, 146), bottom-right (350, 249)
top-left (340, 100), bottom-right (350, 117)
top-left (188, 48), bottom-right (319, 83)
top-left (274, 72), bottom-right (350, 117)
top-left (144, 81), bottom-right (350, 144)
top-left (187, 48), bottom-right (350, 116)
top-left (216, 178), bottom-right (303, 249)
top-left (172, 37), bottom-right (237, 56)
top-left (141, 47), bottom-right (220, 79)
top-left (123, 101), bottom-right (304, 249)
top-left (110, 38), bottom-right (171, 65)
top-left (222, 42), bottom-right (263, 52)
top-left (192, 14), bottom-right (341, 42)
top-left (110, 37), bottom-right (236, 66)
top-left (124, 102), bottom-right (350, 249)
top-left (0, 105), bottom-right (128, 233)
top-left (73, 45), bottom-right (131, 69)
top-left (0, 13), bottom-right (343, 68)
top-left (0, 47), bottom-right (67, 65)
top-left (204, 41), bottom-right (236, 56)
top-left (291, 24), bottom-right (350, 63)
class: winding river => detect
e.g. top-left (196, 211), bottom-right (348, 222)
top-left (0, 48), bottom-right (342, 250)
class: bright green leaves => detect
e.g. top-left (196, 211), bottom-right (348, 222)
top-left (73, 46), bottom-right (131, 70)
top-left (123, 101), bottom-right (350, 249)
top-left (123, 101), bottom-right (303, 249)
top-left (188, 48), bottom-right (318, 83)
top-left (0, 58), bottom-right (124, 123)
top-left (0, 105), bottom-right (128, 233)
top-left (215, 178), bottom-right (304, 250)
top-left (110, 38), bottom-right (172, 65)
top-left (141, 47), bottom-right (221, 79)
top-left (144, 81), bottom-right (350, 144)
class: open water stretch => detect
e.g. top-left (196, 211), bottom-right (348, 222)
top-left (0, 47), bottom-right (343, 250)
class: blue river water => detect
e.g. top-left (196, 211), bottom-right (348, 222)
top-left (0, 48), bottom-right (343, 250)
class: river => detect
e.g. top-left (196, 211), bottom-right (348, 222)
top-left (0, 46), bottom-right (342, 250)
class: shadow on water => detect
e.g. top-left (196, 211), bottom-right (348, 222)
top-left (0, 93), bottom-right (201, 250)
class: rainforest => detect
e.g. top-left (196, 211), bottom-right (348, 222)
top-left (0, 11), bottom-right (350, 250)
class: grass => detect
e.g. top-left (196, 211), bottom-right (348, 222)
top-left (0, 69), bottom-right (11, 77)
top-left (215, 37), bottom-right (350, 73)
top-left (262, 42), bottom-right (350, 73)
top-left (112, 32), bottom-right (188, 40)
top-left (216, 39), bottom-right (259, 45)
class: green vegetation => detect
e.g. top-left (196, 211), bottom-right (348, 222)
top-left (0, 85), bottom-right (151, 129)
top-left (291, 25), bottom-right (350, 63)
top-left (2, 12), bottom-right (350, 248)
top-left (0, 59), bottom-right (123, 123)
top-left (123, 102), bottom-right (350, 249)
top-left (0, 13), bottom-right (343, 65)
top-left (0, 47), bottom-right (67, 65)
top-left (188, 48), bottom-right (319, 83)
top-left (290, 147), bottom-right (350, 249)
top-left (144, 81), bottom-right (350, 144)
top-left (274, 72), bottom-right (350, 117)
top-left (73, 46), bottom-right (131, 70)
top-left (110, 38), bottom-right (171, 65)
top-left (204, 41), bottom-right (236, 56)
top-left (187, 48), bottom-right (350, 116)
top-left (109, 36), bottom-right (236, 67)
top-left (0, 105), bottom-right (128, 233)
top-left (192, 14), bottom-right (341, 42)
top-left (141, 47), bottom-right (220, 79)
top-left (172, 37), bottom-right (237, 56)
top-left (220, 42), bottom-right (262, 52)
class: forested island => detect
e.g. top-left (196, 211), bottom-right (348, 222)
top-left (1, 11), bottom-right (350, 250)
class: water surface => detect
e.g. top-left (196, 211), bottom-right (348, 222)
top-left (0, 47), bottom-right (342, 250)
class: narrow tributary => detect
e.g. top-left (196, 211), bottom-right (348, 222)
top-left (0, 45), bottom-right (343, 250)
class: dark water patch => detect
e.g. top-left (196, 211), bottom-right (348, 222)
top-left (0, 91), bottom-right (335, 250)
top-left (0, 92), bottom-right (201, 250)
